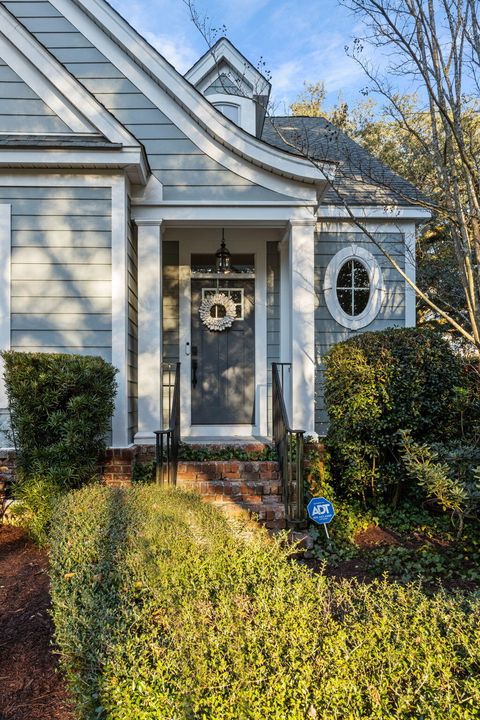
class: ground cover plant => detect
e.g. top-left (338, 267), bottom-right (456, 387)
top-left (50, 484), bottom-right (480, 720)
top-left (2, 351), bottom-right (117, 543)
top-left (306, 440), bottom-right (480, 587)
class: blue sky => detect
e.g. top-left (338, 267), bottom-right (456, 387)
top-left (109, 0), bottom-right (371, 112)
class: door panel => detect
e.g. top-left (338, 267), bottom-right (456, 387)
top-left (191, 279), bottom-right (255, 425)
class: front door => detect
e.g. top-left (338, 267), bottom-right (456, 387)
top-left (190, 278), bottom-right (255, 425)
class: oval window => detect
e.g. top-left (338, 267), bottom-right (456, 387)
top-left (336, 259), bottom-right (370, 316)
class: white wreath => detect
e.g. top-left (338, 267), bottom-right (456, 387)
top-left (199, 292), bottom-right (236, 331)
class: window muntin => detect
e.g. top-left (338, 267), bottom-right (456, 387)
top-left (213, 102), bottom-right (240, 123)
top-left (202, 288), bottom-right (244, 319)
top-left (336, 259), bottom-right (370, 316)
top-left (323, 246), bottom-right (385, 330)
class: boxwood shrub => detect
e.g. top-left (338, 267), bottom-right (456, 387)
top-left (49, 485), bottom-right (480, 720)
top-left (323, 328), bottom-right (471, 499)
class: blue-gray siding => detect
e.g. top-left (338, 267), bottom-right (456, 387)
top-left (0, 185), bottom-right (112, 365)
top-left (314, 231), bottom-right (406, 435)
top-left (0, 55), bottom-right (71, 132)
top-left (2, 0), bottom-right (295, 203)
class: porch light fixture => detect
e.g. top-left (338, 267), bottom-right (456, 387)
top-left (215, 229), bottom-right (231, 273)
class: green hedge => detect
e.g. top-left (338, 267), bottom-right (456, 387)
top-left (49, 485), bottom-right (480, 720)
top-left (2, 351), bottom-right (117, 487)
top-left (324, 328), bottom-right (469, 498)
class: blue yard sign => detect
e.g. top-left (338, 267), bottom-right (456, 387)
top-left (307, 497), bottom-right (335, 539)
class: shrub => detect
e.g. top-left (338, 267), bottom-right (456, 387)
top-left (2, 351), bottom-right (117, 488)
top-left (324, 328), bottom-right (468, 500)
top-left (400, 430), bottom-right (480, 537)
top-left (49, 485), bottom-right (480, 720)
top-left (2, 351), bottom-right (117, 542)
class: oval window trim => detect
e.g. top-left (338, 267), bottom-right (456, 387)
top-left (323, 246), bottom-right (385, 330)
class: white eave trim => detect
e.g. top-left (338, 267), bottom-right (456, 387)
top-left (318, 204), bottom-right (431, 221)
top-left (50, 0), bottom-right (331, 188)
top-left (0, 147), bottom-right (148, 184)
top-left (0, 4), bottom-right (141, 149)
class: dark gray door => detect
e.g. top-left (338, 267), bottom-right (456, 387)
top-left (191, 279), bottom-right (255, 425)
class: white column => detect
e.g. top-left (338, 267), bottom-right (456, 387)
top-left (135, 220), bottom-right (163, 442)
top-left (0, 204), bottom-right (11, 411)
top-left (111, 178), bottom-right (129, 447)
top-left (289, 220), bottom-right (316, 432)
top-left (279, 236), bottom-right (293, 420)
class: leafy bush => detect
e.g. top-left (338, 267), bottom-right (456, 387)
top-left (2, 351), bottom-right (117, 487)
top-left (50, 485), bottom-right (480, 720)
top-left (324, 328), bottom-right (469, 500)
top-left (400, 430), bottom-right (480, 537)
top-left (11, 474), bottom-right (64, 545)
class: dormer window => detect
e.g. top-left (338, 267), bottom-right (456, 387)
top-left (213, 102), bottom-right (240, 124)
top-left (185, 38), bottom-right (271, 138)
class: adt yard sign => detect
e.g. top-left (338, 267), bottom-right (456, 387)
top-left (307, 497), bottom-right (335, 525)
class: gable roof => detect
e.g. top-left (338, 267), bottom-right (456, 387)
top-left (0, 2), bottom-right (148, 181)
top-left (262, 116), bottom-right (425, 207)
top-left (42, 0), bottom-right (332, 193)
top-left (185, 37), bottom-right (271, 99)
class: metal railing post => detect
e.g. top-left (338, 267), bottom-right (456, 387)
top-left (272, 363), bottom-right (307, 529)
top-left (155, 362), bottom-right (181, 487)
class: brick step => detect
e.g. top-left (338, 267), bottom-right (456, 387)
top-left (177, 460), bottom-right (279, 482)
top-left (177, 477), bottom-right (282, 501)
top-left (203, 495), bottom-right (287, 530)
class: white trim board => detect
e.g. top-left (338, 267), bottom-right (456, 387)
top-left (0, 148), bottom-right (148, 184)
top-left (185, 38), bottom-right (271, 97)
top-left (318, 205), bottom-right (431, 221)
top-left (0, 3), bottom-right (141, 149)
top-left (0, 204), bottom-right (11, 409)
top-left (48, 0), bottom-right (333, 195)
top-left (404, 222), bottom-right (417, 327)
top-left (132, 205), bottom-right (316, 224)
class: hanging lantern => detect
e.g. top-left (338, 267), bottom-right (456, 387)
top-left (215, 230), bottom-right (231, 273)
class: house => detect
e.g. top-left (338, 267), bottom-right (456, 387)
top-left (0, 0), bottom-right (429, 451)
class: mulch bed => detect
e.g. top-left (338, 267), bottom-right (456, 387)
top-left (0, 525), bottom-right (74, 720)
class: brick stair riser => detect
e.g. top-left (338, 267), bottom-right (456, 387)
top-left (203, 497), bottom-right (287, 530)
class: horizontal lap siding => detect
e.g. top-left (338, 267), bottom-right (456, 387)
top-left (3, 0), bottom-right (294, 202)
top-left (0, 184), bottom-right (112, 363)
top-left (314, 231), bottom-right (406, 435)
top-left (127, 207), bottom-right (138, 442)
top-left (0, 56), bottom-right (71, 132)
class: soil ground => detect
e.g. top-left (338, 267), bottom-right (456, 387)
top-left (0, 525), bottom-right (73, 720)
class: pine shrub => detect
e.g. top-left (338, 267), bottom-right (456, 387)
top-left (2, 351), bottom-right (117, 487)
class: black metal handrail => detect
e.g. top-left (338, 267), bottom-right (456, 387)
top-left (272, 362), bottom-right (306, 527)
top-left (155, 362), bottom-right (180, 485)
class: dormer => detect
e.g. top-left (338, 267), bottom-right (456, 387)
top-left (185, 38), bottom-right (271, 137)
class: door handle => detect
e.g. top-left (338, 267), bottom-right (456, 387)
top-left (185, 342), bottom-right (190, 356)
top-left (192, 359), bottom-right (197, 388)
